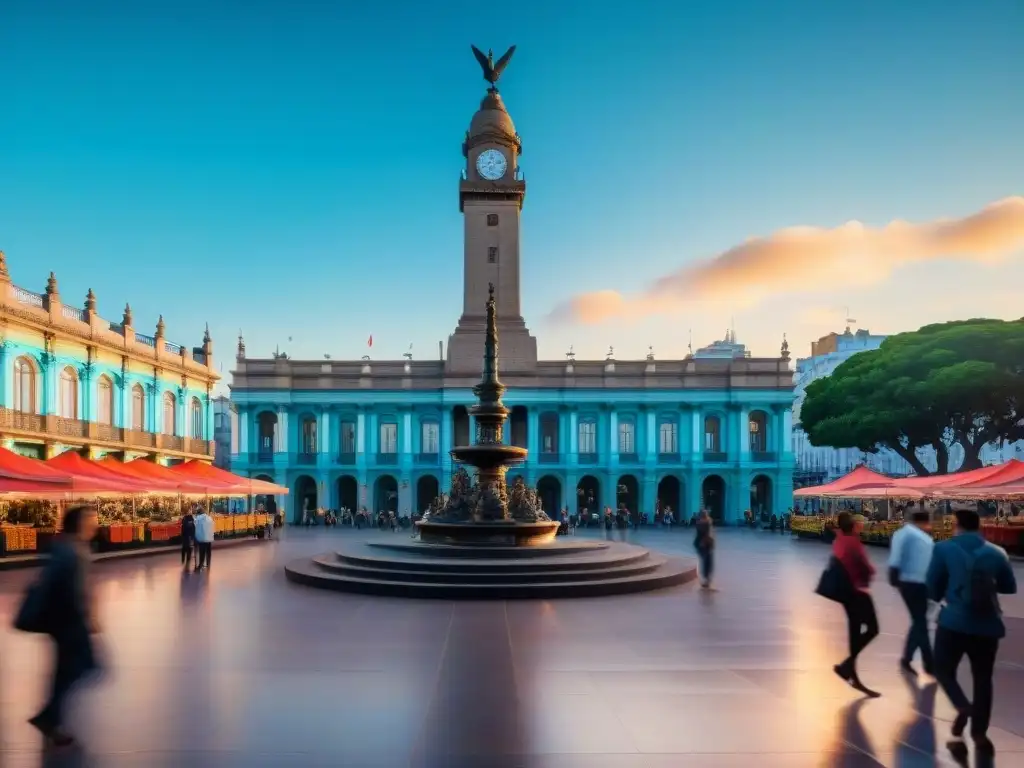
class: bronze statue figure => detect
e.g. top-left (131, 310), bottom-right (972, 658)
top-left (471, 45), bottom-right (516, 90)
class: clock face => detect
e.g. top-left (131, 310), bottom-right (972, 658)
top-left (476, 149), bottom-right (507, 181)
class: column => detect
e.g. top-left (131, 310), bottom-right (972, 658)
top-left (278, 408), bottom-right (289, 454)
top-left (526, 407), bottom-right (539, 455)
top-left (608, 408), bottom-right (618, 463)
top-left (368, 411), bottom-right (378, 455)
top-left (356, 411), bottom-right (366, 456)
top-left (646, 411), bottom-right (656, 458)
top-left (781, 408), bottom-right (793, 458)
top-left (737, 408), bottom-right (750, 459)
top-left (691, 410), bottom-right (702, 454)
top-left (0, 343), bottom-right (7, 407)
top-left (319, 409), bottom-right (330, 455)
top-left (176, 393), bottom-right (186, 438)
top-left (398, 476), bottom-right (412, 514)
top-left (440, 407), bottom-right (453, 489)
top-left (238, 408), bottom-right (249, 457)
top-left (568, 410), bottom-right (578, 464)
top-left (119, 375), bottom-right (130, 430)
top-left (230, 408), bottom-right (240, 455)
top-left (469, 414), bottom-right (477, 443)
top-left (564, 471), bottom-right (579, 513)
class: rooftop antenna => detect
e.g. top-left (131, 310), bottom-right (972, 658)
top-left (565, 344), bottom-right (575, 361)
top-left (687, 329), bottom-right (693, 356)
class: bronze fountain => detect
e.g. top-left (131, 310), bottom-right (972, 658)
top-left (416, 283), bottom-right (560, 546)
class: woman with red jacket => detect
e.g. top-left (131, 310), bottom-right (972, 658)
top-left (832, 511), bottom-right (881, 697)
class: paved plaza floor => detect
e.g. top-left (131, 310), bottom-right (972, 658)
top-left (2, 527), bottom-right (1023, 767)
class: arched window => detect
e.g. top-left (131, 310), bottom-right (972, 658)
top-left (96, 375), bottom-right (114, 426)
top-left (162, 392), bottom-right (176, 435)
top-left (190, 397), bottom-right (204, 439)
top-left (13, 356), bottom-right (37, 414)
top-left (131, 384), bottom-right (145, 431)
top-left (59, 367), bottom-right (78, 419)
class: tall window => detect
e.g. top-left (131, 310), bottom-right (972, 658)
top-left (190, 397), bottom-right (204, 439)
top-left (618, 420), bottom-right (635, 454)
top-left (96, 376), bottom-right (114, 425)
top-left (421, 421), bottom-right (439, 454)
top-left (13, 356), bottom-right (37, 414)
top-left (301, 418), bottom-right (317, 453)
top-left (578, 420), bottom-right (596, 455)
top-left (162, 392), bottom-right (176, 435)
top-left (659, 421), bottom-right (678, 454)
top-left (749, 412), bottom-right (767, 452)
top-left (379, 422), bottom-right (398, 454)
top-left (59, 367), bottom-right (78, 419)
top-left (340, 421), bottom-right (356, 453)
top-left (704, 416), bottom-right (721, 452)
top-left (131, 384), bottom-right (145, 431)
top-left (540, 414), bottom-right (558, 453)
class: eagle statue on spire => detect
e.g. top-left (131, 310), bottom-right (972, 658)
top-left (471, 45), bottom-right (516, 91)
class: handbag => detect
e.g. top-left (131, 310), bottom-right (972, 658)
top-left (14, 576), bottom-right (53, 634)
top-left (815, 556), bottom-right (853, 603)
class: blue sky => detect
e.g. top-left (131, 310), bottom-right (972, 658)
top-left (1, 0), bottom-right (1022, 387)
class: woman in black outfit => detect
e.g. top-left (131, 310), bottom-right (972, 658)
top-left (28, 504), bottom-right (101, 747)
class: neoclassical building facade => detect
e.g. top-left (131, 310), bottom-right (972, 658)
top-left (229, 52), bottom-right (795, 522)
top-left (0, 253), bottom-right (218, 463)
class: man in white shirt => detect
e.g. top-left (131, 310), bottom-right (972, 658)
top-left (889, 510), bottom-right (935, 676)
top-left (194, 508), bottom-right (215, 571)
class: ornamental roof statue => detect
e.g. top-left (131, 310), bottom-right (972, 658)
top-left (471, 45), bottom-right (516, 91)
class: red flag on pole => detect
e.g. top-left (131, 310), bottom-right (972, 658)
top-left (367, 335), bottom-right (373, 348)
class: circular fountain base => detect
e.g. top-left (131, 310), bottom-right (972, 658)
top-left (415, 519), bottom-right (560, 547)
top-left (284, 538), bottom-right (698, 600)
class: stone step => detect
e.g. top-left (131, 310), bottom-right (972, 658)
top-left (366, 539), bottom-right (609, 559)
top-left (334, 545), bottom-right (651, 574)
top-left (312, 554), bottom-right (664, 584)
top-left (285, 556), bottom-right (696, 599)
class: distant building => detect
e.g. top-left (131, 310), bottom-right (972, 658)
top-left (692, 330), bottom-right (749, 360)
top-left (793, 326), bottom-right (1020, 483)
top-left (0, 252), bottom-right (218, 464)
top-left (213, 395), bottom-right (232, 469)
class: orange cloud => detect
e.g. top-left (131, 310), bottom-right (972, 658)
top-left (549, 196), bottom-right (1024, 325)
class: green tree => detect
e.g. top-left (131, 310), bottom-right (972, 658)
top-left (800, 319), bottom-right (1024, 475)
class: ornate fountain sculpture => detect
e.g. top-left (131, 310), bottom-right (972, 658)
top-left (418, 284), bottom-right (556, 545)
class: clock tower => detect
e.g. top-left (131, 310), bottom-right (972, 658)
top-left (447, 51), bottom-right (537, 374)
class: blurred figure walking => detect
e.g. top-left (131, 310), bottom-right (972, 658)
top-left (16, 504), bottom-right (102, 748)
top-left (888, 510), bottom-right (935, 677)
top-left (832, 512), bottom-right (881, 697)
top-left (694, 509), bottom-right (715, 589)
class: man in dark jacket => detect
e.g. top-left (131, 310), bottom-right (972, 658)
top-left (926, 508), bottom-right (1017, 757)
top-left (180, 509), bottom-right (196, 568)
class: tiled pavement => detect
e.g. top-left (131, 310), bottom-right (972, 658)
top-left (2, 527), bottom-right (1023, 767)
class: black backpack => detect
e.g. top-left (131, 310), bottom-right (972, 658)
top-left (961, 545), bottom-right (999, 615)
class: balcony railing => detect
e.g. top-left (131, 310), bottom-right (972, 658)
top-left (703, 451), bottom-right (728, 463)
top-left (159, 434), bottom-right (184, 452)
top-left (578, 452), bottom-right (598, 464)
top-left (618, 452), bottom-right (639, 464)
top-left (126, 430), bottom-right (156, 448)
top-left (337, 451), bottom-right (356, 465)
top-left (417, 452), bottom-right (440, 464)
top-left (296, 452), bottom-right (317, 465)
top-left (0, 409), bottom-right (45, 432)
top-left (751, 451), bottom-right (777, 462)
top-left (538, 452), bottom-right (560, 464)
top-left (93, 423), bottom-right (124, 443)
top-left (255, 451), bottom-right (274, 464)
top-left (657, 452), bottom-right (681, 464)
top-left (377, 453), bottom-right (398, 465)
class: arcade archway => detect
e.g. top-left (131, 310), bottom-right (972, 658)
top-left (337, 475), bottom-right (358, 512)
top-left (702, 475), bottom-right (726, 523)
top-left (375, 474), bottom-right (398, 514)
top-left (658, 475), bottom-right (682, 521)
top-left (616, 474), bottom-right (639, 513)
top-left (750, 474), bottom-right (772, 517)
top-left (253, 474), bottom-right (279, 517)
top-left (576, 475), bottom-right (600, 514)
top-left (536, 475), bottom-right (561, 516)
top-left (416, 475), bottom-right (440, 513)
top-left (294, 475), bottom-right (317, 522)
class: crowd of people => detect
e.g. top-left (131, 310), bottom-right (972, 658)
top-left (823, 507), bottom-right (1016, 760)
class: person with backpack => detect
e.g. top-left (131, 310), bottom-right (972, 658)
top-left (926, 508), bottom-right (1017, 758)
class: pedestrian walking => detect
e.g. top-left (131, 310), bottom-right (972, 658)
top-left (831, 512), bottom-right (881, 697)
top-left (15, 504), bottom-right (102, 748)
top-left (180, 508), bottom-right (196, 568)
top-left (888, 510), bottom-right (935, 676)
top-left (194, 507), bottom-right (215, 571)
top-left (694, 509), bottom-right (715, 589)
top-left (927, 508), bottom-right (1017, 758)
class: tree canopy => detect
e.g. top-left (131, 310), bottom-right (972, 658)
top-left (800, 318), bottom-right (1024, 475)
